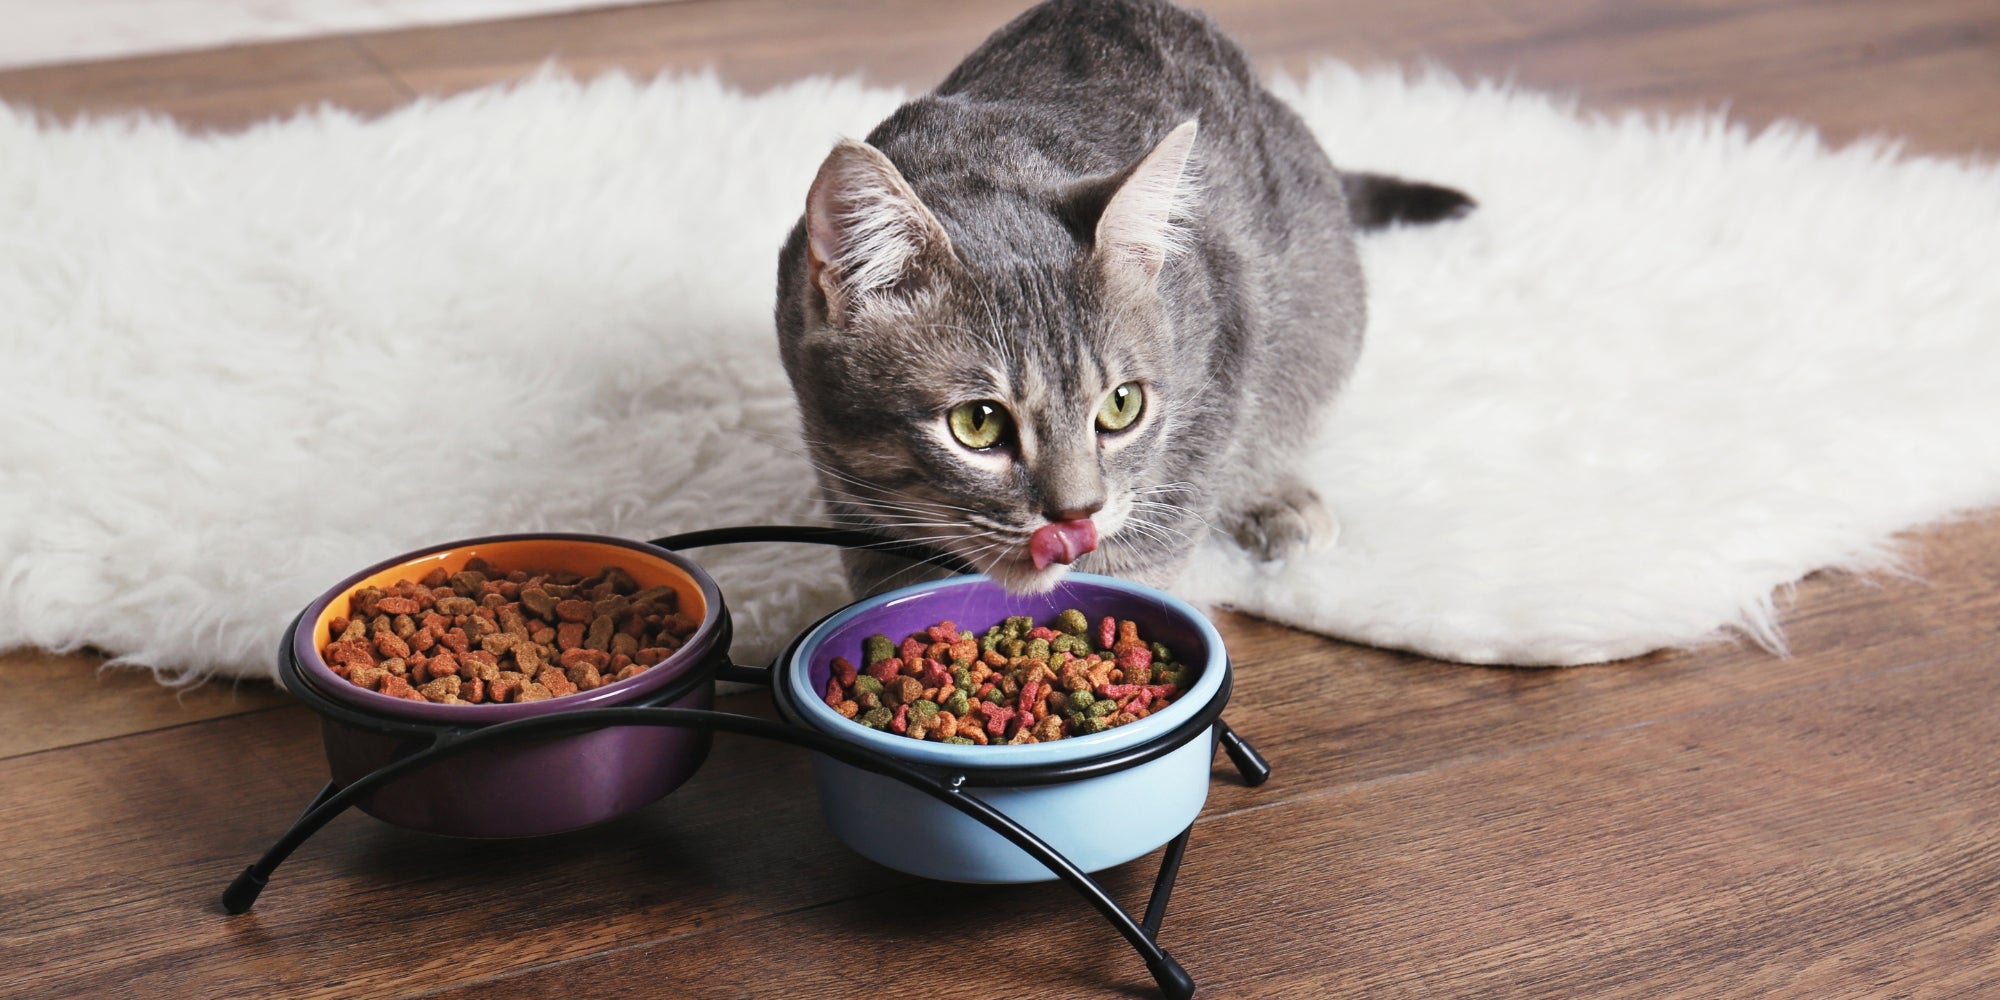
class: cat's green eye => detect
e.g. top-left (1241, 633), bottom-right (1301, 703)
top-left (1096, 382), bottom-right (1145, 432)
top-left (948, 400), bottom-right (1013, 450)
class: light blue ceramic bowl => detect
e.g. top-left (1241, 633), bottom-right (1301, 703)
top-left (776, 572), bottom-right (1228, 883)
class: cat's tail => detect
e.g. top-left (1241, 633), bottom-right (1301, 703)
top-left (1341, 172), bottom-right (1476, 231)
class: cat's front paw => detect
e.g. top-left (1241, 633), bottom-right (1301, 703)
top-left (1227, 483), bottom-right (1338, 561)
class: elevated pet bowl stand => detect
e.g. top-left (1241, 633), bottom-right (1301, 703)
top-left (222, 526), bottom-right (1272, 1000)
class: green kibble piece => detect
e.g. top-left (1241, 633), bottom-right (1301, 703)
top-left (1025, 638), bottom-right (1051, 660)
top-left (858, 707), bottom-right (894, 729)
top-left (1051, 634), bottom-right (1088, 656)
top-left (945, 736), bottom-right (976, 745)
top-left (980, 630), bottom-right (1004, 654)
top-left (1151, 642), bottom-right (1173, 663)
top-left (1076, 716), bottom-right (1109, 735)
top-left (1004, 639), bottom-right (1026, 658)
top-left (983, 688), bottom-right (1005, 704)
top-left (857, 690), bottom-right (881, 710)
top-left (863, 634), bottom-right (896, 666)
top-left (960, 630), bottom-right (975, 642)
top-left (911, 699), bottom-right (940, 721)
top-left (945, 691), bottom-right (972, 716)
top-left (1089, 699), bottom-right (1118, 718)
top-left (1003, 615), bottom-right (1033, 639)
top-left (853, 675), bottom-right (883, 696)
top-left (1055, 609), bottom-right (1089, 636)
top-left (1067, 690), bottom-right (1096, 711)
top-left (951, 667), bottom-right (972, 690)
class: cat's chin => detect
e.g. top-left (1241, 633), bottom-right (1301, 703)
top-left (983, 558), bottom-right (1072, 595)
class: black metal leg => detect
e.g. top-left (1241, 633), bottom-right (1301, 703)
top-left (1141, 824), bottom-right (1195, 940)
top-left (1216, 719), bottom-right (1271, 787)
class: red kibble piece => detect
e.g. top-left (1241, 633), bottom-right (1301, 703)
top-left (1115, 643), bottom-right (1152, 674)
top-left (925, 621), bottom-right (959, 642)
top-left (899, 636), bottom-right (927, 667)
top-left (553, 599), bottom-right (595, 623)
top-left (890, 703), bottom-right (910, 735)
top-left (825, 676), bottom-right (845, 707)
top-left (376, 596), bottom-right (421, 615)
top-left (978, 702), bottom-right (1016, 737)
top-left (1097, 683), bottom-right (1140, 699)
top-left (866, 657), bottom-right (903, 683)
top-left (831, 656), bottom-right (859, 687)
top-left (1028, 627), bottom-right (1060, 642)
top-left (1098, 616), bottom-right (1117, 650)
top-left (919, 660), bottom-right (951, 690)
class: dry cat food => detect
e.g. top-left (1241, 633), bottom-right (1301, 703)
top-left (320, 557), bottom-right (699, 704)
top-left (823, 610), bottom-right (1192, 744)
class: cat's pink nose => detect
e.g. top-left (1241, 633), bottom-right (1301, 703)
top-left (1029, 518), bottom-right (1098, 571)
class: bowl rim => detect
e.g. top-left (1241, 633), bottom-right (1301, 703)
top-left (289, 532), bottom-right (725, 723)
top-left (777, 571), bottom-right (1227, 768)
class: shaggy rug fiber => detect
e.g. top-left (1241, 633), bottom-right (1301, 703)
top-left (3, 66), bottom-right (1998, 681)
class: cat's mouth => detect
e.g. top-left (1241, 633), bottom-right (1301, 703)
top-left (1028, 519), bottom-right (1098, 571)
top-left (979, 518), bottom-right (1098, 594)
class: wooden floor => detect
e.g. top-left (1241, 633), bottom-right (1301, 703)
top-left (4, 1), bottom-right (1998, 997)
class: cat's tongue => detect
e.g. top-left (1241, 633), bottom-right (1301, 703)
top-left (1029, 519), bottom-right (1098, 571)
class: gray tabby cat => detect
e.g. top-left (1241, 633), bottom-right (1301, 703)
top-left (775, 0), bottom-right (1469, 595)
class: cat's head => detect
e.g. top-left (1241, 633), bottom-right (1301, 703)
top-left (777, 121), bottom-right (1204, 594)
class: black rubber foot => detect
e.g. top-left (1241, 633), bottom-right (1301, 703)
top-left (222, 866), bottom-right (268, 914)
top-left (1217, 724), bottom-right (1271, 787)
top-left (1147, 949), bottom-right (1195, 1000)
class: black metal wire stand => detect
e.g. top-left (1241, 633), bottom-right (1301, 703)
top-left (223, 526), bottom-right (1274, 1000)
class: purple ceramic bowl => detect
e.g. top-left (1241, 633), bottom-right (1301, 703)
top-left (283, 533), bottom-right (726, 838)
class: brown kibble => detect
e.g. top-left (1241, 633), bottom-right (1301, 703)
top-left (419, 567), bottom-right (449, 588)
top-left (566, 662), bottom-right (604, 691)
top-left (537, 667), bottom-right (578, 698)
top-left (379, 673), bottom-right (425, 702)
top-left (519, 586), bottom-right (557, 619)
top-left (420, 674), bottom-right (463, 703)
top-left (439, 627), bottom-right (471, 654)
top-left (513, 643), bottom-right (545, 675)
top-left (488, 671), bottom-right (525, 703)
top-left (530, 626), bottom-right (556, 646)
top-left (434, 596), bottom-right (477, 617)
top-left (461, 677), bottom-right (486, 703)
top-left (610, 632), bottom-right (639, 659)
top-left (593, 594), bottom-right (630, 621)
top-left (426, 651), bottom-right (460, 678)
top-left (584, 615), bottom-right (614, 652)
top-left (835, 699), bottom-right (860, 719)
top-left (377, 596), bottom-right (421, 616)
top-left (379, 656), bottom-right (408, 678)
top-left (614, 663), bottom-right (645, 683)
top-left (347, 665), bottom-right (386, 691)
top-left (410, 627), bottom-right (437, 653)
top-left (555, 621), bottom-right (586, 651)
top-left (515, 682), bottom-right (553, 703)
top-left (496, 603), bottom-right (530, 636)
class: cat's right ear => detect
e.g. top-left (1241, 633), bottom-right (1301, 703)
top-left (804, 140), bottom-right (955, 327)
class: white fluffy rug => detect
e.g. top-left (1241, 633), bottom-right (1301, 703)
top-left (4, 66), bottom-right (1998, 681)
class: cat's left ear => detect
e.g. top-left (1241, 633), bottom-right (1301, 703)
top-left (803, 139), bottom-right (956, 327)
top-left (1089, 120), bottom-right (1199, 283)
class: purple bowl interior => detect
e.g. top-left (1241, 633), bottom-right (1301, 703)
top-left (805, 576), bottom-right (1213, 701)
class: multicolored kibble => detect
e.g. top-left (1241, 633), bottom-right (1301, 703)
top-left (320, 557), bottom-right (699, 704)
top-left (823, 611), bottom-right (1193, 744)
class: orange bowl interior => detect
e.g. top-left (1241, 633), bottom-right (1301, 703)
top-left (310, 537), bottom-right (708, 660)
